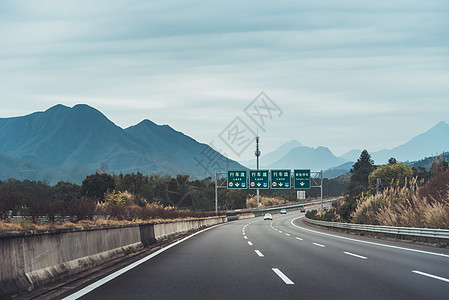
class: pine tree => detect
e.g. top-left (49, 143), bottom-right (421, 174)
top-left (337, 150), bottom-right (375, 220)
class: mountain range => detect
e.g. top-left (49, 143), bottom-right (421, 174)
top-left (1, 104), bottom-right (448, 184)
top-left (241, 121), bottom-right (449, 178)
top-left (0, 104), bottom-right (243, 184)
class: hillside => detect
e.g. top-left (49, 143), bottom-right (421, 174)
top-left (371, 121), bottom-right (449, 164)
top-left (0, 104), bottom-right (243, 184)
top-left (268, 146), bottom-right (348, 171)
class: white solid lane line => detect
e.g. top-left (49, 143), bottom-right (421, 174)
top-left (248, 241), bottom-right (253, 246)
top-left (344, 252), bottom-right (368, 260)
top-left (255, 250), bottom-right (264, 257)
top-left (272, 268), bottom-right (295, 285)
top-left (412, 271), bottom-right (449, 283)
top-left (291, 217), bottom-right (449, 258)
top-left (313, 243), bottom-right (326, 248)
top-left (62, 223), bottom-right (224, 300)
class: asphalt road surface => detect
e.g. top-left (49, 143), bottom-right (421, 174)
top-left (58, 212), bottom-right (449, 300)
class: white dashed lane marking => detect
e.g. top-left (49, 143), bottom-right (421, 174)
top-left (272, 268), bottom-right (294, 285)
top-left (344, 252), bottom-right (367, 260)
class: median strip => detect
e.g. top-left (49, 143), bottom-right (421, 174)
top-left (272, 268), bottom-right (294, 285)
top-left (412, 271), bottom-right (449, 283)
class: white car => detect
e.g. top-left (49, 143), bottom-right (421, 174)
top-left (280, 209), bottom-right (287, 214)
top-left (264, 213), bottom-right (273, 220)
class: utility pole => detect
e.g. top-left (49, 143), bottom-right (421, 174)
top-left (255, 132), bottom-right (261, 206)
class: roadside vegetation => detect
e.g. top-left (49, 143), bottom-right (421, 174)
top-left (246, 195), bottom-right (289, 208)
top-left (0, 169), bottom-right (349, 231)
top-left (0, 173), bottom-right (221, 231)
top-left (307, 152), bottom-right (449, 229)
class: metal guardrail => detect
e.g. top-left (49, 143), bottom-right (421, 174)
top-left (305, 217), bottom-right (449, 239)
top-left (253, 198), bottom-right (338, 215)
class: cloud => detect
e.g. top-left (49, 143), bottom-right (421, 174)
top-left (1, 0), bottom-right (449, 160)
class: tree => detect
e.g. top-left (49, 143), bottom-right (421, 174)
top-left (347, 150), bottom-right (375, 198)
top-left (52, 181), bottom-right (81, 202)
top-left (368, 163), bottom-right (413, 194)
top-left (412, 166), bottom-right (431, 183)
top-left (23, 182), bottom-right (53, 221)
top-left (0, 184), bottom-right (22, 219)
top-left (81, 173), bottom-right (116, 202)
top-left (430, 154), bottom-right (449, 175)
top-left (388, 157), bottom-right (397, 165)
top-left (337, 150), bottom-right (375, 221)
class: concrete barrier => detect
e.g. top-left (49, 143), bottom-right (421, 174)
top-left (0, 217), bottom-right (226, 298)
top-left (238, 214), bottom-right (255, 220)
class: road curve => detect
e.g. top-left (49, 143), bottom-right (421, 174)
top-left (58, 212), bottom-right (449, 300)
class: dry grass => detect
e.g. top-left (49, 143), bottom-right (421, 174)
top-left (351, 172), bottom-right (449, 229)
top-left (351, 178), bottom-right (418, 225)
top-left (0, 215), bottom-right (222, 232)
top-left (246, 196), bottom-right (287, 208)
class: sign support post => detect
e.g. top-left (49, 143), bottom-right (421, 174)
top-left (310, 171), bottom-right (323, 213)
top-left (215, 171), bottom-right (227, 214)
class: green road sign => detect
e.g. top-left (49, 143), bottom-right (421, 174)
top-left (227, 170), bottom-right (248, 189)
top-left (249, 170), bottom-right (269, 189)
top-left (270, 169), bottom-right (291, 189)
top-left (294, 169), bottom-right (311, 189)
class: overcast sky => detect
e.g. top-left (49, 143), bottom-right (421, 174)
top-left (1, 0), bottom-right (448, 162)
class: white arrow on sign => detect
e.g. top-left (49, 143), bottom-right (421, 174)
top-left (236, 183), bottom-right (240, 187)
top-left (279, 183), bottom-right (283, 187)
top-left (300, 182), bottom-right (305, 186)
top-left (257, 183), bottom-right (261, 187)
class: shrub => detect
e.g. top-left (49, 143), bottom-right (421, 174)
top-left (65, 196), bottom-right (97, 221)
top-left (246, 195), bottom-right (287, 208)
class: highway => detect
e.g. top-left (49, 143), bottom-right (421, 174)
top-left (59, 212), bottom-right (449, 299)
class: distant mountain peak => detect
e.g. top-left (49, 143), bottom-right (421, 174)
top-left (136, 119), bottom-right (158, 127)
top-left (45, 104), bottom-right (70, 112)
top-left (132, 119), bottom-right (176, 133)
top-left (73, 103), bottom-right (97, 110)
top-left (429, 121), bottom-right (449, 132)
top-left (435, 121), bottom-right (448, 127)
top-left (283, 139), bottom-right (303, 148)
top-left (44, 104), bottom-right (105, 117)
top-left (370, 121), bottom-right (449, 164)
